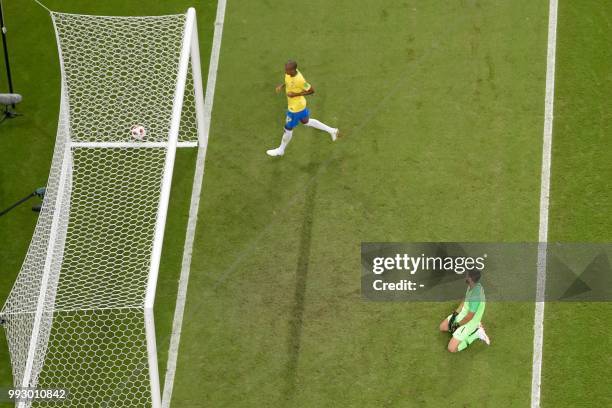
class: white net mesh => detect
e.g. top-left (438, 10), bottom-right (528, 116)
top-left (51, 12), bottom-right (198, 144)
top-left (1, 10), bottom-right (199, 408)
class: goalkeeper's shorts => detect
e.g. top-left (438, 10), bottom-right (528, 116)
top-left (446, 314), bottom-right (480, 342)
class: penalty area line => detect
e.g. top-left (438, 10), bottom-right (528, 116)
top-left (531, 0), bottom-right (558, 407)
top-left (161, 1), bottom-right (227, 407)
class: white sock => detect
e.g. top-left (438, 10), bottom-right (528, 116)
top-left (305, 118), bottom-right (335, 134)
top-left (279, 128), bottom-right (293, 152)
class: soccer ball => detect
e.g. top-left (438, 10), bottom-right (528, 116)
top-left (130, 125), bottom-right (146, 140)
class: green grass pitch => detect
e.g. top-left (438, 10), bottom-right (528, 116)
top-left (0, 0), bottom-right (610, 407)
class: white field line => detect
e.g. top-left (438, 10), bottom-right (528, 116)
top-left (531, 0), bottom-right (558, 407)
top-left (161, 1), bottom-right (227, 407)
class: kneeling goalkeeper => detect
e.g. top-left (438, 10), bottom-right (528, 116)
top-left (439, 269), bottom-right (490, 352)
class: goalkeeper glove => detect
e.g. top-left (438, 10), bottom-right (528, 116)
top-left (448, 311), bottom-right (460, 334)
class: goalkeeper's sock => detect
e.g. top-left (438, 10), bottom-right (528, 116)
top-left (457, 330), bottom-right (482, 352)
top-left (467, 330), bottom-right (480, 344)
top-left (279, 128), bottom-right (293, 152)
top-left (305, 118), bottom-right (335, 135)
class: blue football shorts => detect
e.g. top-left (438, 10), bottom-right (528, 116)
top-left (285, 108), bottom-right (310, 130)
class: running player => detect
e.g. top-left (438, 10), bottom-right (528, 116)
top-left (266, 60), bottom-right (339, 157)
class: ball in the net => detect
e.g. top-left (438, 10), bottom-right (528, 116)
top-left (130, 125), bottom-right (147, 140)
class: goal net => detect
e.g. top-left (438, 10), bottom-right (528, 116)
top-left (1, 8), bottom-right (205, 407)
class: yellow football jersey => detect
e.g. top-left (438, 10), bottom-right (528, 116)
top-left (285, 70), bottom-right (311, 112)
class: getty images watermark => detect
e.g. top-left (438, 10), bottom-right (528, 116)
top-left (361, 243), bottom-right (612, 301)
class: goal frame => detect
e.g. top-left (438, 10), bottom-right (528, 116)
top-left (11, 7), bottom-right (206, 408)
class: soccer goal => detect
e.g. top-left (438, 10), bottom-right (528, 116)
top-left (0, 7), bottom-right (206, 407)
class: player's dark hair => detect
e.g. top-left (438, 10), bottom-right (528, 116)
top-left (467, 269), bottom-right (481, 283)
top-left (286, 60), bottom-right (297, 69)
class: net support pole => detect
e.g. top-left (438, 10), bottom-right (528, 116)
top-left (19, 141), bottom-right (70, 404)
top-left (18, 18), bottom-right (71, 402)
top-left (144, 8), bottom-right (196, 408)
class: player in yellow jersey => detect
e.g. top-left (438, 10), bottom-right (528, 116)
top-left (266, 60), bottom-right (339, 157)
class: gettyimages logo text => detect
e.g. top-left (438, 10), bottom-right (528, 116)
top-left (371, 253), bottom-right (487, 275)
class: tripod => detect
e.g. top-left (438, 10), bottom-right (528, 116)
top-left (0, 187), bottom-right (46, 216)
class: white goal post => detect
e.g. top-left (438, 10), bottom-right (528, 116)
top-left (1, 7), bottom-right (206, 408)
